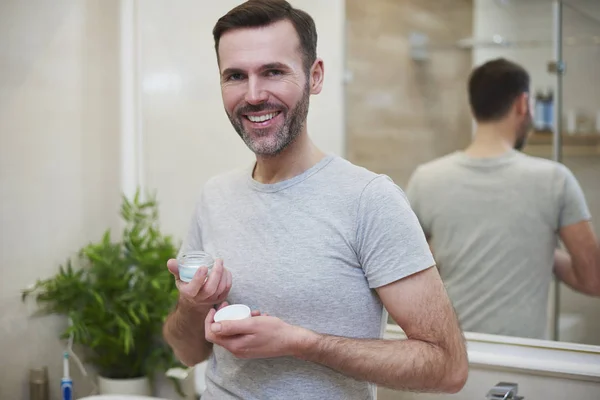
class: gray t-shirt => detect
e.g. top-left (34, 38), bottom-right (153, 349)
top-left (179, 154), bottom-right (434, 400)
top-left (406, 149), bottom-right (591, 339)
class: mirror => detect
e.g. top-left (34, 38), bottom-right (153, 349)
top-left (345, 0), bottom-right (600, 345)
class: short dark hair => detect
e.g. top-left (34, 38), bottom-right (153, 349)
top-left (212, 0), bottom-right (318, 73)
top-left (468, 58), bottom-right (530, 122)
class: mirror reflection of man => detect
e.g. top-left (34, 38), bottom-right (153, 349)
top-left (406, 58), bottom-right (600, 339)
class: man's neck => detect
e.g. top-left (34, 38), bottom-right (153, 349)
top-left (464, 122), bottom-right (516, 158)
top-left (252, 132), bottom-right (326, 184)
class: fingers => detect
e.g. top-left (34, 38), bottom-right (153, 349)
top-left (166, 259), bottom-right (179, 277)
top-left (171, 257), bottom-right (232, 308)
top-left (212, 318), bottom-right (255, 336)
top-left (250, 310), bottom-right (269, 317)
top-left (179, 266), bottom-right (209, 297)
top-left (217, 301), bottom-right (230, 310)
top-left (205, 307), bottom-right (217, 342)
top-left (214, 267), bottom-right (230, 300)
top-left (201, 259), bottom-right (224, 299)
top-left (225, 269), bottom-right (232, 295)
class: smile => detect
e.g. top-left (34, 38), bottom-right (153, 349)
top-left (245, 111), bottom-right (281, 123)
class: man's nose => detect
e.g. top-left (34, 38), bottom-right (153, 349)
top-left (244, 77), bottom-right (268, 105)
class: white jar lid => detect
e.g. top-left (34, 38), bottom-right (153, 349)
top-left (214, 304), bottom-right (251, 322)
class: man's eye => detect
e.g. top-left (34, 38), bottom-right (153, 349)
top-left (227, 73), bottom-right (244, 81)
top-left (266, 70), bottom-right (283, 77)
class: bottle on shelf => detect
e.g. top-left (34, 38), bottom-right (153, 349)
top-left (534, 90), bottom-right (546, 131)
top-left (543, 88), bottom-right (554, 131)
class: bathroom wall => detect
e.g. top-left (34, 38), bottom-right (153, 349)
top-left (0, 1), bottom-right (345, 398)
top-left (0, 0), bottom-right (121, 398)
top-left (473, 0), bottom-right (600, 346)
top-left (345, 0), bottom-right (474, 187)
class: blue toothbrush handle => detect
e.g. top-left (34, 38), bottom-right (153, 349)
top-left (61, 378), bottom-right (72, 400)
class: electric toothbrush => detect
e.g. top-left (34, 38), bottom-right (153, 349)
top-left (61, 351), bottom-right (73, 400)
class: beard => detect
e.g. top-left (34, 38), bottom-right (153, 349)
top-left (514, 114), bottom-right (533, 151)
top-left (226, 84), bottom-right (310, 157)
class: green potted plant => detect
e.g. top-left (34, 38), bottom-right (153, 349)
top-left (22, 190), bottom-right (185, 396)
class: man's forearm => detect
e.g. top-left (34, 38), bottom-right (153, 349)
top-left (295, 333), bottom-right (465, 393)
top-left (554, 249), bottom-right (600, 296)
top-left (163, 298), bottom-right (213, 366)
top-left (554, 249), bottom-right (579, 290)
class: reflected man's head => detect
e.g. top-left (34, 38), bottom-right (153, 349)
top-left (468, 58), bottom-right (532, 150)
top-left (212, 0), bottom-right (324, 157)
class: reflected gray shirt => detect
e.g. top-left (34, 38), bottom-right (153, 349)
top-left (406, 149), bottom-right (591, 339)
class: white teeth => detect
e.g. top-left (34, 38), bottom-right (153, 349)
top-left (248, 112), bottom-right (277, 123)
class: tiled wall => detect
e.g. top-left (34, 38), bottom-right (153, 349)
top-left (345, 0), bottom-right (474, 187)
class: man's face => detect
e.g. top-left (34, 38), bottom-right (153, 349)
top-left (514, 92), bottom-right (533, 150)
top-left (217, 20), bottom-right (320, 157)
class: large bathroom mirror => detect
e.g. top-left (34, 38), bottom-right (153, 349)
top-left (345, 0), bottom-right (600, 346)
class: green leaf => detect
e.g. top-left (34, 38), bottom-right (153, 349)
top-left (128, 308), bottom-right (140, 325)
top-left (92, 292), bottom-right (104, 308)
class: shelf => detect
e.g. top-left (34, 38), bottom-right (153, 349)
top-left (527, 131), bottom-right (600, 146)
top-left (523, 131), bottom-right (600, 158)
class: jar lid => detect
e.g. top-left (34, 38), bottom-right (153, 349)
top-left (214, 304), bottom-right (251, 322)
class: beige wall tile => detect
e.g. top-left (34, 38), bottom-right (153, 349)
top-left (346, 0), bottom-right (474, 187)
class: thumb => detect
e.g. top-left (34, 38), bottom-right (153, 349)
top-left (166, 259), bottom-right (179, 277)
top-left (211, 318), bottom-right (254, 336)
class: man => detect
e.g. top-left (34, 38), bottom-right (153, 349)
top-left (162, 1), bottom-right (468, 399)
top-left (406, 58), bottom-right (600, 340)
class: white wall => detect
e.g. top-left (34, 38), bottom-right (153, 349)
top-left (0, 1), bottom-right (121, 398)
top-left (138, 0), bottom-right (346, 239)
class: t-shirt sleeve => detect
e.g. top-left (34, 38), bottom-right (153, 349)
top-left (556, 164), bottom-right (592, 229)
top-left (356, 175), bottom-right (436, 289)
top-left (405, 167), bottom-right (431, 238)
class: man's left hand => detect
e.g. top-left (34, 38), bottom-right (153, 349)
top-left (204, 305), bottom-right (314, 359)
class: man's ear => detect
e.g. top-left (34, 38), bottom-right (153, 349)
top-left (309, 58), bottom-right (324, 95)
top-left (516, 92), bottom-right (530, 117)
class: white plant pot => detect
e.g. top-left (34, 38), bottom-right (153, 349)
top-left (97, 376), bottom-right (152, 396)
top-left (157, 365), bottom-right (199, 400)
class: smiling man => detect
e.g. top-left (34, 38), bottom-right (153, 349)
top-left (162, 1), bottom-right (468, 399)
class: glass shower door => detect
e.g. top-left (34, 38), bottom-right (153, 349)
top-left (554, 0), bottom-right (600, 345)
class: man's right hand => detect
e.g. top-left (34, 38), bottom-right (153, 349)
top-left (167, 258), bottom-right (233, 310)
